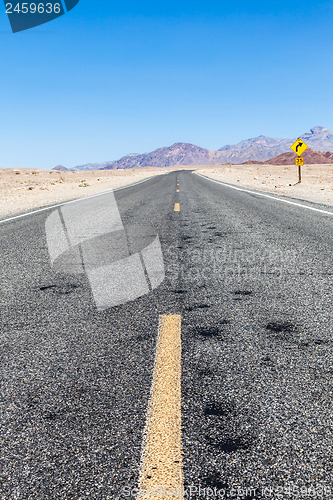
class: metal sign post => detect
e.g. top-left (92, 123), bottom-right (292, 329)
top-left (291, 139), bottom-right (308, 184)
top-left (295, 156), bottom-right (304, 183)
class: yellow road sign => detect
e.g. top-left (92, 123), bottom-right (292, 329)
top-left (290, 138), bottom-right (308, 156)
top-left (295, 157), bottom-right (304, 166)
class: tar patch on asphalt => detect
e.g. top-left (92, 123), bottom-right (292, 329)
top-left (136, 334), bottom-right (152, 342)
top-left (206, 435), bottom-right (252, 453)
top-left (191, 320), bottom-right (231, 339)
top-left (265, 321), bottom-right (302, 344)
top-left (204, 401), bottom-right (234, 417)
top-left (43, 411), bottom-right (62, 421)
top-left (198, 367), bottom-right (214, 378)
top-left (266, 321), bottom-right (296, 334)
top-left (39, 284), bottom-right (57, 291)
top-left (260, 355), bottom-right (275, 366)
top-left (185, 304), bottom-right (210, 312)
top-left (202, 396), bottom-right (258, 455)
top-left (39, 283), bottom-right (80, 295)
top-left (300, 338), bottom-right (330, 349)
top-left (314, 339), bottom-right (328, 345)
top-left (194, 327), bottom-right (221, 338)
top-left (233, 290), bottom-right (253, 296)
top-left (203, 473), bottom-right (228, 490)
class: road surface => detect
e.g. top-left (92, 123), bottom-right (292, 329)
top-left (0, 171), bottom-right (332, 499)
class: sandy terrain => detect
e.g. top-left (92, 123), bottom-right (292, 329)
top-left (196, 163), bottom-right (333, 207)
top-left (0, 168), bottom-right (171, 219)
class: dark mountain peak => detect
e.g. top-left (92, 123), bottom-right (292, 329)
top-left (300, 126), bottom-right (333, 150)
top-left (170, 142), bottom-right (190, 147)
top-left (167, 142), bottom-right (205, 151)
top-left (99, 142), bottom-right (220, 170)
top-left (52, 165), bottom-right (68, 171)
top-left (309, 125), bottom-right (328, 133)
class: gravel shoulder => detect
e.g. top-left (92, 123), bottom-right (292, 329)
top-left (196, 163), bottom-right (333, 207)
top-left (0, 167), bottom-right (169, 219)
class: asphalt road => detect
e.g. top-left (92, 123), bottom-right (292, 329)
top-left (0, 171), bottom-right (332, 499)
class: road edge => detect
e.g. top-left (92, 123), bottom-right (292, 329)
top-left (0, 173), bottom-right (171, 225)
top-left (194, 172), bottom-right (333, 217)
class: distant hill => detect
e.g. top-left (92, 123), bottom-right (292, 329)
top-left (52, 165), bottom-right (68, 171)
top-left (71, 163), bottom-right (103, 171)
top-left (73, 154), bottom-right (140, 171)
top-left (100, 143), bottom-right (224, 170)
top-left (218, 135), bottom-right (292, 163)
top-left (70, 126), bottom-right (333, 170)
top-left (262, 148), bottom-right (333, 165)
top-left (299, 126), bottom-right (333, 151)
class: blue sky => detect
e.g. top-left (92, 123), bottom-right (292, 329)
top-left (1, 0), bottom-right (333, 168)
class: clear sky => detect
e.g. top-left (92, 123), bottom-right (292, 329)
top-left (1, 0), bottom-right (333, 169)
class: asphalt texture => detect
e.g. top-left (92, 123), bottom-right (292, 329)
top-left (0, 171), bottom-right (332, 499)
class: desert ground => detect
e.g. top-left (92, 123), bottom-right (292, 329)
top-left (0, 167), bottom-right (176, 219)
top-left (196, 163), bottom-right (333, 206)
top-left (0, 163), bottom-right (332, 219)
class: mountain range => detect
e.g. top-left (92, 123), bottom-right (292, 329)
top-left (253, 148), bottom-right (333, 165)
top-left (55, 126), bottom-right (333, 171)
top-left (216, 126), bottom-right (333, 164)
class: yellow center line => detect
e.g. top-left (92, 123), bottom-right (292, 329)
top-left (176, 189), bottom-right (180, 193)
top-left (174, 203), bottom-right (180, 212)
top-left (139, 315), bottom-right (183, 499)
